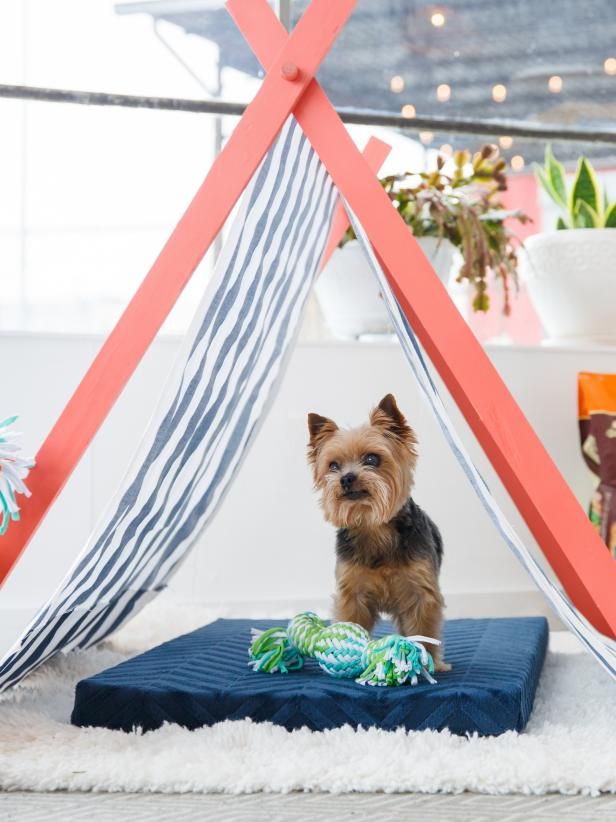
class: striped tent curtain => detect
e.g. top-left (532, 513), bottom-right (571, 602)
top-left (0, 118), bottom-right (337, 690)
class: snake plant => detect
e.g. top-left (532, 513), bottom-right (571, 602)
top-left (534, 146), bottom-right (616, 230)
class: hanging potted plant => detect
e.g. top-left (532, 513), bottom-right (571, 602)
top-left (315, 145), bottom-right (529, 339)
top-left (525, 147), bottom-right (616, 345)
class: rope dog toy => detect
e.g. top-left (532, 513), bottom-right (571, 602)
top-left (249, 611), bottom-right (439, 687)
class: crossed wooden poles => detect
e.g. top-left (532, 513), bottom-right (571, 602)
top-left (3, 0), bottom-right (615, 638)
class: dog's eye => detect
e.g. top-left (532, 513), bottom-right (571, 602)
top-left (328, 461), bottom-right (341, 472)
top-left (363, 453), bottom-right (381, 467)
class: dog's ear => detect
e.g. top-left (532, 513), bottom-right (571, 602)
top-left (307, 413), bottom-right (338, 463)
top-left (370, 394), bottom-right (415, 446)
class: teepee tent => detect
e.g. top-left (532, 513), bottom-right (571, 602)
top-left (1, 0), bottom-right (616, 691)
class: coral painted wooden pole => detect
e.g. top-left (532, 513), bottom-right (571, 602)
top-left (0, 0), bottom-right (357, 586)
top-left (229, 0), bottom-right (616, 637)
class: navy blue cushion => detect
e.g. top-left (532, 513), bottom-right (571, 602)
top-left (71, 616), bottom-right (548, 736)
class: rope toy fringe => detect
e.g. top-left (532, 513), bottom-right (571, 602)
top-left (249, 612), bottom-right (439, 687)
top-left (0, 416), bottom-right (34, 536)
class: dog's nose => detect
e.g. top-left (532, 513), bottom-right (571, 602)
top-left (340, 472), bottom-right (357, 491)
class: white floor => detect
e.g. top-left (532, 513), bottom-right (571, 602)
top-left (2, 791), bottom-right (616, 822)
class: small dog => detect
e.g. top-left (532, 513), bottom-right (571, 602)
top-left (307, 393), bottom-right (450, 671)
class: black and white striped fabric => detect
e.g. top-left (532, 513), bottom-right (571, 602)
top-left (348, 206), bottom-right (616, 681)
top-left (0, 118), bottom-right (337, 690)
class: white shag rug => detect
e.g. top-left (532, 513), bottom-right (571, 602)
top-left (1, 601), bottom-right (615, 797)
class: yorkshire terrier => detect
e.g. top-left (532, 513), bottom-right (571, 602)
top-left (307, 393), bottom-right (450, 672)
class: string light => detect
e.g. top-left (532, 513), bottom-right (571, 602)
top-left (430, 11), bottom-right (446, 27)
top-left (390, 75), bottom-right (405, 93)
top-left (511, 154), bottom-right (525, 171)
top-left (401, 103), bottom-right (416, 118)
top-left (548, 75), bottom-right (563, 93)
top-left (440, 143), bottom-right (453, 156)
top-left (492, 83), bottom-right (507, 103)
top-left (499, 136), bottom-right (513, 150)
top-left (419, 131), bottom-right (434, 144)
top-left (436, 83), bottom-right (451, 102)
top-left (604, 57), bottom-right (616, 76)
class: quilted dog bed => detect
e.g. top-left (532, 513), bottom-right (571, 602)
top-left (71, 616), bottom-right (548, 736)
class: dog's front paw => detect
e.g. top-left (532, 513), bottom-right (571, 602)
top-left (434, 659), bottom-right (452, 673)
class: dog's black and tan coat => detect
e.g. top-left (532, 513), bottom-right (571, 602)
top-left (307, 394), bottom-right (450, 671)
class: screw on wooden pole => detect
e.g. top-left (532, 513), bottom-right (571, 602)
top-left (281, 62), bottom-right (300, 80)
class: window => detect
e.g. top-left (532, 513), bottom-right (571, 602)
top-left (1, 0), bottom-right (614, 343)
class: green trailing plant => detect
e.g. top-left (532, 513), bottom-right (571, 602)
top-left (534, 146), bottom-right (616, 230)
top-left (341, 145), bottom-right (529, 314)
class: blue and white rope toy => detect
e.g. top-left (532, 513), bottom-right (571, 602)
top-left (0, 416), bottom-right (34, 535)
top-left (249, 612), bottom-right (439, 687)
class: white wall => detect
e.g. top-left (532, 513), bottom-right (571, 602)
top-left (0, 332), bottom-right (607, 628)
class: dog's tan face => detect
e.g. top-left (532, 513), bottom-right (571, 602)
top-left (307, 394), bottom-right (418, 529)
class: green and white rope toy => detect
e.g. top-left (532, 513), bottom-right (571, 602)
top-left (0, 416), bottom-right (34, 536)
top-left (249, 612), bottom-right (439, 687)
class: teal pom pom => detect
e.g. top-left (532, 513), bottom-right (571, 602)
top-left (0, 416), bottom-right (34, 536)
top-left (358, 635), bottom-right (436, 687)
top-left (248, 626), bottom-right (303, 674)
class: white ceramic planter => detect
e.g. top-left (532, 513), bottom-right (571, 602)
top-left (523, 229), bottom-right (616, 346)
top-left (315, 237), bottom-right (459, 340)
